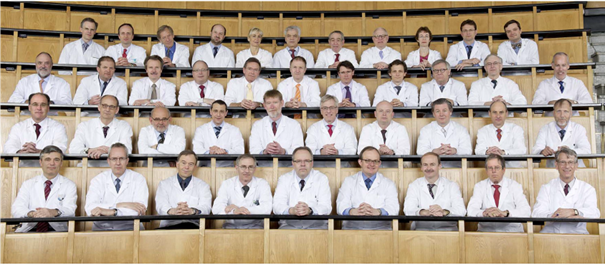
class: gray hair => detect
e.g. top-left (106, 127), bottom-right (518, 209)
top-left (108, 142), bottom-right (129, 157)
top-left (151, 106), bottom-right (171, 117)
top-left (284, 25), bottom-right (301, 36)
top-left (555, 147), bottom-right (578, 163)
top-left (320, 94), bottom-right (338, 105)
top-left (432, 59), bottom-right (450, 71)
top-left (373, 27), bottom-right (388, 35)
top-left (551, 52), bottom-right (569, 64)
top-left (235, 154), bottom-right (257, 166)
top-left (484, 54), bottom-right (502, 64)
top-left (40, 145), bottom-right (64, 160)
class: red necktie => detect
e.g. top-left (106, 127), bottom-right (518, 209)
top-left (122, 49), bottom-right (127, 58)
top-left (36, 180), bottom-right (52, 232)
top-left (199, 85), bottom-right (205, 99)
top-left (334, 54), bottom-right (340, 62)
top-left (34, 123), bottom-right (41, 139)
top-left (492, 184), bottom-right (500, 207)
top-left (496, 128), bottom-right (502, 142)
top-left (327, 124), bottom-right (333, 137)
top-left (272, 121), bottom-right (277, 135)
top-left (564, 184), bottom-right (569, 196)
top-left (289, 49), bottom-right (296, 59)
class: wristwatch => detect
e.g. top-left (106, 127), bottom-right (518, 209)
top-left (83, 148), bottom-right (89, 154)
top-left (55, 209), bottom-right (62, 217)
top-left (309, 208), bottom-right (314, 215)
top-left (573, 209), bottom-right (579, 216)
top-left (113, 209), bottom-right (118, 216)
top-left (443, 209), bottom-right (451, 216)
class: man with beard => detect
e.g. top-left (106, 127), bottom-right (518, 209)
top-left (191, 24), bottom-right (235, 67)
top-left (9, 52), bottom-right (72, 105)
top-left (137, 107), bottom-right (186, 167)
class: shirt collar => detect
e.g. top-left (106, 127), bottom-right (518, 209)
top-left (165, 43), bottom-right (177, 52)
top-left (213, 121), bottom-right (225, 128)
top-left (555, 122), bottom-right (569, 132)
top-left (81, 38), bottom-right (93, 46)
top-left (98, 76), bottom-right (112, 86)
top-left (340, 80), bottom-right (355, 88)
top-left (286, 46), bottom-right (300, 53)
top-left (210, 43), bottom-right (222, 50)
top-left (560, 177), bottom-right (576, 190)
top-left (424, 176), bottom-right (441, 186)
top-left (323, 118), bottom-right (338, 127)
top-left (111, 171), bottom-right (126, 184)
top-left (361, 172), bottom-right (377, 182)
top-left (41, 175), bottom-right (59, 186)
top-left (177, 174), bottom-right (193, 188)
top-left (154, 126), bottom-right (168, 139)
top-left (464, 41), bottom-right (475, 48)
top-left (237, 177), bottom-right (255, 189)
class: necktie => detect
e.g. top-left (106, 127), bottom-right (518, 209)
top-left (103, 126), bottom-right (109, 138)
top-left (381, 129), bottom-right (387, 144)
top-left (272, 121), bottom-right (277, 135)
top-left (36, 180), bottom-right (53, 232)
top-left (496, 128), bottom-right (502, 142)
top-left (101, 81), bottom-right (108, 96)
top-left (441, 127), bottom-right (447, 137)
top-left (344, 86), bottom-right (352, 102)
top-left (394, 85), bottom-right (402, 95)
top-left (122, 48), bottom-right (127, 58)
top-left (492, 184), bottom-right (501, 207)
top-left (564, 184), bottom-right (569, 196)
top-left (180, 179), bottom-right (186, 191)
top-left (115, 178), bottom-right (121, 193)
top-left (466, 45), bottom-right (473, 59)
top-left (213, 47), bottom-right (219, 57)
top-left (166, 48), bottom-right (173, 60)
top-left (158, 132), bottom-right (165, 144)
top-left (83, 42), bottom-right (89, 53)
top-left (559, 129), bottom-right (566, 140)
top-left (34, 123), bottom-right (41, 139)
top-left (439, 85), bottom-right (445, 93)
top-left (242, 185), bottom-right (249, 197)
top-left (150, 84), bottom-right (158, 100)
top-left (214, 126), bottom-right (222, 138)
top-left (38, 79), bottom-right (44, 93)
top-left (295, 84), bottom-right (301, 101)
top-left (334, 53), bottom-right (340, 62)
top-left (428, 184), bottom-right (436, 199)
top-left (558, 81), bottom-right (564, 93)
top-left (327, 124), bottom-right (333, 137)
top-left (289, 49), bottom-right (296, 59)
top-left (364, 178), bottom-right (372, 190)
top-left (511, 43), bottom-right (522, 50)
top-left (491, 80), bottom-right (497, 89)
top-left (378, 50), bottom-right (384, 60)
top-left (199, 85), bottom-right (205, 99)
top-left (299, 179), bottom-right (305, 191)
top-left (246, 83), bottom-right (253, 100)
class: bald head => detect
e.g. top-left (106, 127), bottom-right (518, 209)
top-left (375, 100), bottom-right (394, 127)
top-left (149, 106), bottom-right (171, 133)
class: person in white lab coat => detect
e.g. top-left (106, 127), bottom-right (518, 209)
top-left (11, 146), bottom-right (77, 232)
top-left (325, 61), bottom-right (371, 109)
top-left (418, 59), bottom-right (467, 107)
top-left (129, 55), bottom-right (177, 107)
top-left (9, 52), bottom-right (72, 105)
top-left (372, 60), bottom-right (419, 115)
top-left (315, 30), bottom-right (359, 68)
top-left (179, 60), bottom-right (224, 108)
top-left (404, 27), bottom-right (442, 70)
top-left (305, 95), bottom-right (358, 156)
top-left (467, 154), bottom-right (531, 232)
top-left (150, 25), bottom-right (191, 68)
top-left (211, 154), bottom-right (273, 229)
top-left (273, 147), bottom-right (332, 229)
top-left (85, 143), bottom-right (149, 231)
top-left (468, 54), bottom-right (527, 108)
top-left (359, 27), bottom-right (402, 69)
top-left (235, 27), bottom-right (273, 68)
top-left (277, 56), bottom-right (321, 108)
top-left (72, 56), bottom-right (129, 106)
top-left (446, 19), bottom-right (491, 71)
top-left (404, 152), bottom-right (466, 230)
top-left (497, 20), bottom-right (539, 65)
top-left (58, 17), bottom-right (105, 75)
top-left (155, 150), bottom-right (212, 229)
top-left (191, 24), bottom-right (235, 67)
top-left (532, 99), bottom-right (591, 167)
top-left (224, 58), bottom-right (273, 109)
top-left (416, 98), bottom-right (472, 167)
top-left (532, 148), bottom-right (600, 234)
top-left (104, 23), bottom-right (147, 67)
top-left (532, 52), bottom-right (593, 105)
top-left (137, 107), bottom-right (186, 167)
top-left (272, 25), bottom-right (315, 68)
top-left (358, 101), bottom-right (410, 156)
top-left (475, 101), bottom-right (527, 168)
top-left (69, 95), bottom-right (133, 164)
top-left (336, 146), bottom-right (400, 230)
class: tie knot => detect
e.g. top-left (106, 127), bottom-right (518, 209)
top-left (242, 185), bottom-right (249, 192)
top-left (327, 124), bottom-right (333, 129)
top-left (45, 180), bottom-right (52, 186)
top-left (344, 86), bottom-right (350, 90)
top-left (200, 85), bottom-right (205, 90)
top-left (394, 86), bottom-right (401, 89)
top-left (116, 178), bottom-right (121, 184)
top-left (152, 84), bottom-right (157, 89)
top-left (300, 179), bottom-right (305, 185)
top-left (496, 128), bottom-right (502, 133)
top-left (247, 83), bottom-right (252, 89)
top-left (428, 184), bottom-right (436, 189)
top-left (34, 123), bottom-right (41, 129)
top-left (365, 178), bottom-right (371, 184)
top-left (381, 129), bottom-right (387, 134)
top-left (103, 126), bottom-right (109, 129)
top-left (559, 81), bottom-right (564, 85)
top-left (492, 184), bottom-right (500, 189)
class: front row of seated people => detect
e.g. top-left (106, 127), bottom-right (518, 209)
top-left (11, 144), bottom-right (599, 234)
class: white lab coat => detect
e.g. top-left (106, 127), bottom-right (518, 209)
top-left (192, 121), bottom-right (245, 155)
top-left (191, 43), bottom-right (235, 67)
top-left (417, 121), bottom-right (472, 167)
top-left (445, 40), bottom-right (491, 67)
top-left (9, 74), bottom-right (72, 105)
top-left (128, 78), bottom-right (177, 106)
top-left (325, 80), bottom-right (371, 107)
top-left (137, 124), bottom-right (186, 155)
top-left (532, 76), bottom-right (593, 105)
top-left (315, 48), bottom-right (359, 68)
top-left (532, 178), bottom-right (600, 234)
top-left (419, 78), bottom-right (468, 107)
top-left (404, 49), bottom-right (442, 68)
top-left (104, 43), bottom-right (147, 66)
top-left (224, 76), bottom-right (273, 106)
top-left (468, 76), bottom-right (527, 105)
top-left (277, 76), bottom-right (321, 107)
top-left (467, 177), bottom-right (531, 232)
top-left (272, 47), bottom-right (315, 68)
top-left (497, 39), bottom-right (539, 65)
top-left (475, 123), bottom-right (527, 168)
top-left (178, 80), bottom-right (224, 106)
top-left (235, 48), bottom-right (273, 68)
top-left (211, 176), bottom-right (273, 229)
top-left (372, 81), bottom-right (419, 108)
top-left (4, 117), bottom-right (68, 154)
top-left (358, 120), bottom-right (410, 155)
top-left (359, 46), bottom-right (402, 68)
top-left (150, 42), bottom-right (191, 67)
top-left (73, 74), bottom-right (128, 106)
top-left (305, 119), bottom-right (357, 155)
top-left (404, 176), bottom-right (466, 231)
top-left (68, 118), bottom-right (133, 167)
top-left (273, 169), bottom-right (332, 229)
top-left (155, 175), bottom-right (212, 228)
top-left (249, 115), bottom-right (304, 155)
top-left (11, 174), bottom-right (77, 232)
top-left (58, 39), bottom-right (105, 75)
top-left (336, 171), bottom-right (400, 230)
top-left (531, 121), bottom-right (591, 167)
top-left (85, 169), bottom-right (149, 231)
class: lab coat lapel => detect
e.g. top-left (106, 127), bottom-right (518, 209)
top-left (497, 180), bottom-right (510, 209)
top-left (46, 176), bottom-right (63, 203)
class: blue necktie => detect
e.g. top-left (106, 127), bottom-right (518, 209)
top-left (439, 85), bottom-right (445, 93)
top-left (559, 129), bottom-right (566, 140)
top-left (214, 126), bottom-right (222, 138)
top-left (166, 48), bottom-right (173, 60)
top-left (558, 81), bottom-right (564, 93)
top-left (379, 50), bottom-right (384, 59)
top-left (364, 178), bottom-right (372, 190)
top-left (428, 184), bottom-right (436, 199)
top-left (213, 47), bottom-right (219, 57)
top-left (394, 85), bottom-right (402, 95)
top-left (115, 178), bottom-right (121, 193)
top-left (466, 45), bottom-right (473, 59)
top-left (101, 81), bottom-right (108, 96)
top-left (82, 42), bottom-right (89, 53)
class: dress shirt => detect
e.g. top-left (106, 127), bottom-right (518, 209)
top-left (419, 78), bottom-right (468, 107)
top-left (104, 43), bottom-right (147, 66)
top-left (68, 117), bottom-right (133, 165)
top-left (357, 120), bottom-right (411, 155)
top-left (497, 38), bottom-right (540, 65)
top-left (155, 175), bottom-right (212, 228)
top-left (73, 74), bottom-right (128, 106)
top-left (235, 48), bottom-right (274, 68)
top-left (211, 176), bottom-right (273, 229)
top-left (445, 40), bottom-right (491, 67)
top-left (305, 118), bottom-right (358, 155)
top-left (137, 124), bottom-right (186, 155)
top-left (531, 121), bottom-right (591, 167)
top-left (404, 49), bottom-right (442, 68)
top-left (468, 76), bottom-right (527, 105)
top-left (359, 46), bottom-right (402, 68)
top-left (325, 80), bottom-right (371, 107)
top-left (9, 74), bottom-right (72, 105)
top-left (272, 46), bottom-right (315, 68)
top-left (178, 80), bottom-right (224, 106)
top-left (417, 121), bottom-right (472, 167)
top-left (191, 43), bottom-right (235, 67)
top-left (224, 76), bottom-right (273, 106)
top-left (372, 81), bottom-right (419, 108)
top-left (277, 76), bottom-right (321, 107)
top-left (192, 121), bottom-right (245, 155)
top-left (249, 115), bottom-right (304, 155)
top-left (532, 76), bottom-right (593, 105)
top-left (315, 48), bottom-right (359, 68)
top-left (404, 176), bottom-right (466, 230)
top-left (150, 42), bottom-right (191, 67)
top-left (4, 117), bottom-right (68, 154)
top-left (128, 78), bottom-right (177, 106)
top-left (475, 123), bottom-right (527, 167)
top-left (58, 38), bottom-right (106, 75)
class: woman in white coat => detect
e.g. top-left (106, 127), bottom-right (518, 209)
top-left (404, 27), bottom-right (442, 70)
top-left (235, 28), bottom-right (273, 68)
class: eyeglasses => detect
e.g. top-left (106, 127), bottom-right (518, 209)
top-left (100, 104), bottom-right (118, 110)
top-left (432, 68), bottom-right (448, 74)
top-left (108, 157), bottom-right (127, 162)
top-left (151, 118), bottom-right (170, 122)
top-left (462, 29), bottom-right (476, 33)
top-left (238, 165), bottom-right (256, 171)
top-left (485, 62), bottom-right (501, 67)
top-left (373, 34), bottom-right (388, 39)
top-left (192, 68), bottom-right (209, 73)
top-left (361, 159), bottom-right (381, 165)
top-left (320, 106), bottom-right (337, 111)
top-left (30, 103), bottom-right (49, 108)
top-left (556, 161), bottom-right (577, 166)
top-left (487, 166), bottom-right (502, 171)
top-left (293, 159), bottom-right (313, 164)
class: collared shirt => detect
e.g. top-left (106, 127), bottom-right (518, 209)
top-left (43, 175), bottom-right (59, 190)
top-left (153, 129), bottom-right (167, 142)
top-left (209, 43), bottom-right (223, 52)
top-left (177, 174), bottom-right (193, 190)
top-left (165, 44), bottom-right (176, 61)
top-left (323, 118), bottom-right (338, 131)
top-left (81, 38), bottom-right (94, 48)
top-left (111, 172), bottom-right (124, 189)
top-left (259, 115), bottom-right (284, 154)
top-left (560, 177), bottom-right (576, 190)
top-left (203, 121), bottom-right (228, 155)
top-left (439, 122), bottom-right (454, 138)
top-left (120, 44), bottom-right (132, 55)
top-left (361, 173), bottom-right (377, 187)
top-left (460, 41), bottom-right (479, 65)
top-left (287, 46), bottom-right (301, 56)
top-left (98, 77), bottom-right (111, 91)
top-left (511, 40), bottom-right (522, 54)
top-left (36, 75), bottom-right (49, 91)
top-left (555, 123), bottom-right (570, 134)
top-left (343, 173), bottom-right (388, 216)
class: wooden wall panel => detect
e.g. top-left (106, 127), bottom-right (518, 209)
top-left (112, 2), bottom-right (148, 7)
top-left (269, 230), bottom-right (329, 263)
top-left (448, 14), bottom-right (489, 34)
top-left (398, 231), bottom-right (460, 263)
top-left (17, 36), bottom-right (63, 63)
top-left (204, 230), bottom-right (265, 263)
top-left (148, 2), bottom-right (187, 9)
top-left (1, 6), bottom-right (22, 29)
top-left (324, 18), bottom-right (363, 37)
top-left (376, 2), bottom-right (413, 10)
top-left (333, 230), bottom-right (393, 263)
top-left (115, 14), bottom-right (155, 35)
top-left (138, 230), bottom-right (199, 263)
top-left (413, 2), bottom-right (452, 9)
top-left (241, 18), bottom-right (281, 38)
top-left (534, 234), bottom-right (601, 263)
top-left (406, 15), bottom-right (446, 35)
top-left (505, 74), bottom-right (534, 103)
top-left (299, 2), bottom-right (337, 11)
top-left (158, 15), bottom-right (198, 37)
top-left (199, 18), bottom-right (239, 37)
top-left (73, 232), bottom-right (134, 263)
top-left (538, 37), bottom-right (584, 64)
top-left (536, 10), bottom-right (581, 31)
top-left (23, 9), bottom-right (67, 31)
top-left (0, 168), bottom-right (13, 218)
top-left (70, 12), bottom-right (114, 34)
top-left (365, 17), bottom-right (404, 36)
top-left (223, 2), bottom-right (260, 11)
top-left (490, 11), bottom-right (534, 33)
top-left (337, 2), bottom-right (375, 11)
top-left (262, 2), bottom-right (298, 11)
top-left (465, 232), bottom-right (529, 263)
top-left (282, 18), bottom-right (322, 37)
top-left (3, 234), bottom-right (69, 263)
top-left (0, 34), bottom-right (14, 62)
top-left (186, 2), bottom-right (223, 10)
top-left (0, 69), bottom-right (17, 102)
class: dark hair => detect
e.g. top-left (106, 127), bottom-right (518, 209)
top-left (328, 30), bottom-right (345, 40)
top-left (292, 146), bottom-right (313, 159)
top-left (415, 26), bottom-right (433, 42)
top-left (28, 92), bottom-right (50, 105)
top-left (421, 152), bottom-right (441, 165)
top-left (244, 57), bottom-right (261, 69)
top-left (117, 23), bottom-right (134, 34)
top-left (80, 17), bottom-right (98, 30)
top-left (97, 56), bottom-right (115, 68)
top-left (290, 56), bottom-right (307, 66)
top-left (144, 55), bottom-right (163, 68)
top-left (388, 59), bottom-right (407, 73)
top-left (211, 99), bottom-right (228, 110)
top-left (431, 98), bottom-right (453, 113)
top-left (211, 24), bottom-right (226, 35)
top-left (177, 150), bottom-right (198, 161)
top-left (263, 90), bottom-right (283, 102)
top-left (503, 20), bottom-right (521, 31)
top-left (156, 25), bottom-right (174, 39)
top-left (553, 98), bottom-right (573, 110)
top-left (460, 19), bottom-right (477, 31)
top-left (40, 145), bottom-right (63, 160)
top-left (337, 60), bottom-right (355, 73)
top-left (359, 146), bottom-right (379, 160)
top-left (486, 154), bottom-right (506, 169)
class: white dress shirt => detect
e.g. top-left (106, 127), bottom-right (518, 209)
top-left (531, 121), bottom-right (591, 167)
top-left (11, 174), bottom-right (77, 232)
top-left (532, 177), bottom-right (600, 234)
top-left (69, 117), bottom-right (133, 162)
top-left (235, 48), bottom-right (273, 68)
top-left (315, 48), bottom-right (359, 68)
top-left (497, 39), bottom-right (540, 65)
top-left (178, 80), bottom-right (224, 106)
top-left (358, 120), bottom-right (410, 155)
top-left (404, 49), bottom-right (442, 68)
top-left (150, 42), bottom-right (191, 67)
top-left (191, 43), bottom-right (235, 67)
top-left (211, 176), bottom-right (273, 229)
top-left (85, 169), bottom-right (149, 231)
top-left (532, 76), bottom-right (593, 105)
top-left (4, 117), bottom-right (68, 154)
top-left (467, 177), bottom-right (531, 232)
top-left (445, 40), bottom-right (491, 67)
top-left (224, 76), bottom-right (273, 106)
top-left (359, 46), bottom-right (402, 68)
top-left (192, 121), bottom-right (245, 155)
top-left (277, 76), bottom-right (321, 107)
top-left (404, 176), bottom-right (466, 231)
top-left (325, 80), bottom-right (371, 107)
top-left (475, 123), bottom-right (527, 167)
top-left (9, 74), bottom-right (72, 105)
top-left (73, 74), bottom-right (128, 106)
top-left (417, 121), bottom-right (472, 167)
top-left (104, 43), bottom-right (147, 66)
top-left (155, 175), bottom-right (212, 228)
top-left (373, 81), bottom-right (419, 108)
top-left (137, 124), bottom-right (186, 155)
top-left (336, 171), bottom-right (400, 230)
top-left (468, 76), bottom-right (527, 105)
top-left (273, 169), bottom-right (332, 229)
top-left (305, 118), bottom-right (357, 155)
top-left (419, 78), bottom-right (468, 107)
top-left (128, 78), bottom-right (177, 106)
top-left (58, 39), bottom-right (105, 75)
top-left (249, 115), bottom-right (304, 155)
top-left (272, 47), bottom-right (315, 68)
